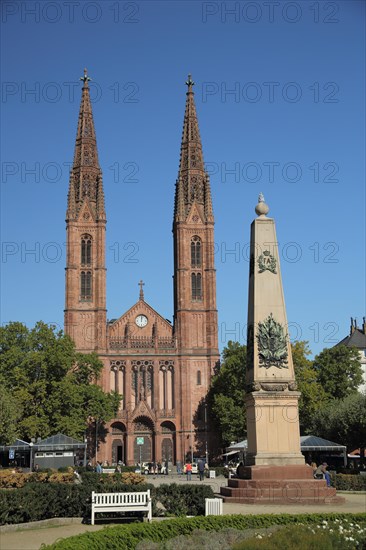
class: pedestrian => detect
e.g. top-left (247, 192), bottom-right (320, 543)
top-left (198, 459), bottom-right (205, 481)
top-left (314, 462), bottom-right (331, 487)
top-left (157, 461), bottom-right (162, 475)
top-left (96, 461), bottom-right (103, 474)
top-left (185, 461), bottom-right (192, 481)
top-left (165, 460), bottom-right (169, 475)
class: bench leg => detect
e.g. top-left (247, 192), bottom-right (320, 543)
top-left (91, 508), bottom-right (95, 525)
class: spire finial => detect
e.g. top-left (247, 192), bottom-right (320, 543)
top-left (80, 68), bottom-right (91, 86)
top-left (255, 192), bottom-right (270, 217)
top-left (185, 74), bottom-right (195, 91)
top-left (139, 279), bottom-right (145, 300)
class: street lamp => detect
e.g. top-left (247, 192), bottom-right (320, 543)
top-left (204, 400), bottom-right (208, 466)
top-left (84, 437), bottom-right (87, 467)
top-left (95, 419), bottom-right (98, 465)
top-left (29, 442), bottom-right (34, 472)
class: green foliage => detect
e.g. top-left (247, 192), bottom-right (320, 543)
top-left (154, 483), bottom-right (214, 516)
top-left (0, 322), bottom-right (121, 441)
top-left (331, 473), bottom-right (366, 491)
top-left (312, 392), bottom-right (366, 452)
top-left (313, 345), bottom-right (363, 400)
top-left (0, 386), bottom-right (22, 444)
top-left (42, 514), bottom-right (366, 550)
top-left (292, 341), bottom-right (328, 433)
top-left (233, 522), bottom-right (366, 550)
top-left (207, 341), bottom-right (247, 448)
top-left (0, 481), bottom-right (213, 526)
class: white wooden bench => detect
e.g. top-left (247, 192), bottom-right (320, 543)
top-left (91, 490), bottom-right (152, 524)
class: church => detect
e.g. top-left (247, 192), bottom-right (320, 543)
top-left (64, 71), bottom-right (220, 466)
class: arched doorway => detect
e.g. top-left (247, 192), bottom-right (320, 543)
top-left (110, 422), bottom-right (126, 465)
top-left (161, 421), bottom-right (176, 463)
top-left (133, 416), bottom-right (154, 463)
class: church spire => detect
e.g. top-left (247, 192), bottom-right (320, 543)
top-left (174, 74), bottom-right (213, 223)
top-left (67, 68), bottom-right (105, 220)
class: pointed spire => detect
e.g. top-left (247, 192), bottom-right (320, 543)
top-left (66, 69), bottom-right (105, 220)
top-left (174, 74), bottom-right (213, 223)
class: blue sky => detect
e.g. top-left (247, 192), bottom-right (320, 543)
top-left (1, 0), bottom-right (365, 357)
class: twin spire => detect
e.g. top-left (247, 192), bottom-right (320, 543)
top-left (174, 74), bottom-right (214, 223)
top-left (67, 71), bottom-right (214, 224)
top-left (67, 69), bottom-right (105, 221)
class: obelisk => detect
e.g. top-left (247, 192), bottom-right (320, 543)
top-left (245, 193), bottom-right (304, 466)
top-left (220, 195), bottom-right (344, 503)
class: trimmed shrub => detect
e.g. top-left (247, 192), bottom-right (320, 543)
top-left (42, 514), bottom-right (366, 550)
top-left (0, 469), bottom-right (74, 489)
top-left (154, 484), bottom-right (214, 516)
top-left (0, 482), bottom-right (213, 526)
top-left (331, 473), bottom-right (366, 491)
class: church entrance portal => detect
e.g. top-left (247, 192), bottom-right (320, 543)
top-left (133, 417), bottom-right (154, 463)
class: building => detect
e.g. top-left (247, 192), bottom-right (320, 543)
top-left (64, 72), bottom-right (219, 466)
top-left (335, 317), bottom-right (366, 392)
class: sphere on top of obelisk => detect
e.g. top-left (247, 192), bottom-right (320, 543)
top-left (255, 192), bottom-right (269, 217)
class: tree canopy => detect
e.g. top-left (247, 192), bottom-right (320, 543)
top-left (292, 341), bottom-right (328, 433)
top-left (312, 392), bottom-right (366, 454)
top-left (0, 322), bottom-right (121, 444)
top-left (313, 345), bottom-right (363, 400)
top-left (207, 338), bottom-right (364, 453)
top-left (207, 341), bottom-right (247, 449)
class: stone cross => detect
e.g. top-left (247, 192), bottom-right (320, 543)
top-left (139, 280), bottom-right (145, 300)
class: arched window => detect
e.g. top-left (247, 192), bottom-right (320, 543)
top-left (191, 272), bottom-right (202, 301)
top-left (81, 271), bottom-right (92, 300)
top-left (81, 235), bottom-right (92, 266)
top-left (197, 370), bottom-right (201, 385)
top-left (191, 236), bottom-right (202, 268)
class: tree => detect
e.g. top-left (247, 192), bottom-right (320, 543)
top-left (313, 345), bottom-right (363, 400)
top-left (207, 341), bottom-right (247, 450)
top-left (0, 322), bottom-right (121, 442)
top-left (0, 387), bottom-right (22, 445)
top-left (292, 341), bottom-right (328, 433)
top-left (312, 392), bottom-right (366, 464)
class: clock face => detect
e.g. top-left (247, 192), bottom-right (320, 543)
top-left (135, 314), bottom-right (148, 328)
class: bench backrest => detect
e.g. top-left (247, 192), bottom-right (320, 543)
top-left (92, 490), bottom-right (150, 506)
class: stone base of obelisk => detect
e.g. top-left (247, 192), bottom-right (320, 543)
top-left (220, 465), bottom-right (345, 504)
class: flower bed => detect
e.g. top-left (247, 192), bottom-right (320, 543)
top-left (42, 514), bottom-right (366, 550)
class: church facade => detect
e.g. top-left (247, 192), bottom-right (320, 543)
top-left (64, 72), bottom-right (219, 466)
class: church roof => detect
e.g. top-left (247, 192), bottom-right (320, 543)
top-left (108, 297), bottom-right (173, 332)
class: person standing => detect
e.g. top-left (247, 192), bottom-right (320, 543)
top-left (165, 460), bottom-right (169, 475)
top-left (198, 459), bottom-right (205, 481)
top-left (185, 461), bottom-right (192, 481)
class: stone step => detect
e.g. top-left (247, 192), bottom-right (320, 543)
top-left (221, 485), bottom-right (339, 501)
top-left (222, 495), bottom-right (345, 505)
top-left (228, 478), bottom-right (328, 489)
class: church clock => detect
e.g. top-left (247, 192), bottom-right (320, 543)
top-left (135, 314), bottom-right (148, 328)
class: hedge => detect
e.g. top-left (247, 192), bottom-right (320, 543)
top-left (331, 473), bottom-right (366, 491)
top-left (43, 513), bottom-right (366, 550)
top-left (0, 482), bottom-right (214, 526)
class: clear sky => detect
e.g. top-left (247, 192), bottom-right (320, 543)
top-left (1, 0), bottom-right (365, 357)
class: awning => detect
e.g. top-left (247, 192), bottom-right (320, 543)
top-left (221, 450), bottom-right (240, 457)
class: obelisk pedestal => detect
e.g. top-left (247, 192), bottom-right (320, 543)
top-left (221, 195), bottom-right (344, 504)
